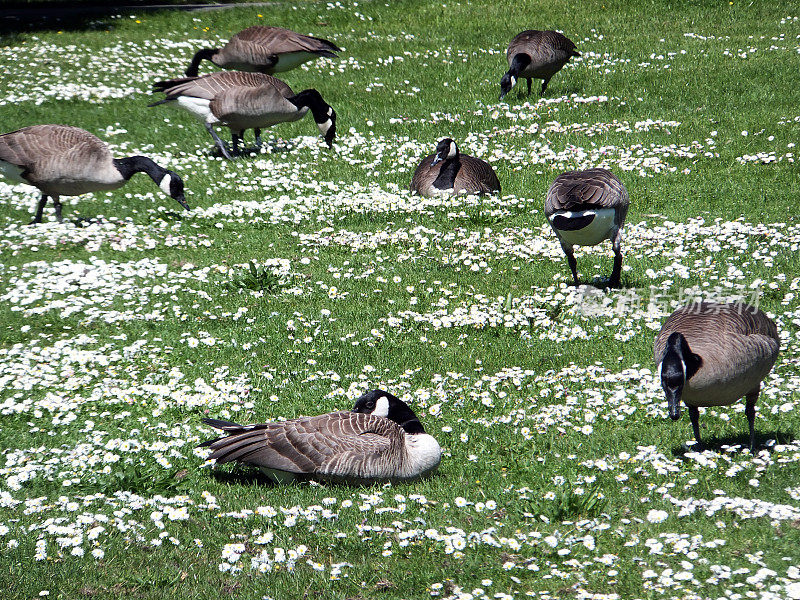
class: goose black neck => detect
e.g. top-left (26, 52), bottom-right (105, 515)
top-left (289, 89), bottom-right (329, 122)
top-left (398, 418), bottom-right (426, 435)
top-left (509, 53), bottom-right (532, 76)
top-left (186, 48), bottom-right (218, 77)
top-left (114, 156), bottom-right (166, 183)
top-left (664, 332), bottom-right (703, 381)
top-left (433, 155), bottom-right (461, 190)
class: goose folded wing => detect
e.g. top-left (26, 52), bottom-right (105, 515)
top-left (201, 412), bottom-right (395, 475)
top-left (235, 26), bottom-right (341, 54)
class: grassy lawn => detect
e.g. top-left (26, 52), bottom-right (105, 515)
top-left (1, 1), bottom-right (800, 598)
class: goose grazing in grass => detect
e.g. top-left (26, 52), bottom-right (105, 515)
top-left (544, 168), bottom-right (629, 288)
top-left (0, 125), bottom-right (189, 224)
top-left (410, 138), bottom-right (501, 197)
top-left (499, 30), bottom-right (580, 99)
top-left (655, 302), bottom-right (779, 452)
top-left (185, 25), bottom-right (341, 77)
top-left (199, 389), bottom-right (441, 484)
top-left (150, 72), bottom-right (336, 159)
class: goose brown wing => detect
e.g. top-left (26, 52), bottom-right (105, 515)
top-left (0, 125), bottom-right (108, 170)
top-left (509, 30), bottom-right (577, 58)
top-left (455, 155), bottom-right (501, 194)
top-left (154, 72), bottom-right (293, 100)
top-left (654, 302), bottom-right (779, 362)
top-left (200, 411), bottom-right (395, 475)
top-left (545, 168), bottom-right (628, 218)
top-left (233, 26), bottom-right (341, 54)
top-left (409, 154), bottom-right (439, 193)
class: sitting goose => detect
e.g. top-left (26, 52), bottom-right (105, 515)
top-left (655, 302), bottom-right (779, 451)
top-left (544, 168), bottom-right (629, 288)
top-left (500, 30), bottom-right (580, 99)
top-left (185, 25), bottom-right (341, 77)
top-left (410, 138), bottom-right (501, 197)
top-left (150, 71), bottom-right (336, 159)
top-left (0, 124), bottom-right (189, 224)
top-left (199, 389), bottom-right (441, 483)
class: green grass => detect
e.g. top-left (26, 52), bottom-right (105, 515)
top-left (1, 1), bottom-right (800, 599)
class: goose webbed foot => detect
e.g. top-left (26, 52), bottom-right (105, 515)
top-left (205, 123), bottom-right (235, 160)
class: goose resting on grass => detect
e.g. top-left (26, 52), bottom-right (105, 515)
top-left (199, 390), bottom-right (442, 484)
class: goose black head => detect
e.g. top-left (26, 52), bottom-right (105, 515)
top-left (159, 170), bottom-right (190, 211)
top-left (352, 389), bottom-right (426, 434)
top-left (499, 73), bottom-right (517, 100)
top-left (290, 89), bottom-right (337, 148)
top-left (660, 332), bottom-right (702, 421)
top-left (430, 138), bottom-right (458, 167)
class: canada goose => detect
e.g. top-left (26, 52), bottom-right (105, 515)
top-left (499, 30), bottom-right (580, 99)
top-left (410, 138), bottom-right (501, 197)
top-left (0, 125), bottom-right (189, 224)
top-left (655, 302), bottom-right (779, 451)
top-left (544, 168), bottom-right (629, 288)
top-left (150, 72), bottom-right (336, 159)
top-left (199, 389), bottom-right (441, 483)
top-left (185, 25), bottom-right (341, 78)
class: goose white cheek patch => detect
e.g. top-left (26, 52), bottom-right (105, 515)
top-left (159, 174), bottom-right (172, 196)
top-left (510, 76), bottom-right (517, 88)
top-left (447, 142), bottom-right (457, 159)
top-left (318, 119), bottom-right (333, 136)
top-left (373, 396), bottom-right (390, 418)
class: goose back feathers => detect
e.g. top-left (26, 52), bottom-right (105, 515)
top-left (655, 302), bottom-right (779, 450)
top-left (199, 390), bottom-right (441, 483)
top-left (0, 125), bottom-right (188, 223)
top-left (410, 138), bottom-right (500, 197)
top-left (500, 30), bottom-right (579, 98)
top-left (151, 72), bottom-right (336, 158)
top-left (544, 168), bottom-right (628, 287)
top-left (186, 26), bottom-right (341, 77)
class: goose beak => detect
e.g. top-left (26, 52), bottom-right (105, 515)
top-left (175, 195), bottom-right (190, 211)
top-left (665, 386), bottom-right (682, 421)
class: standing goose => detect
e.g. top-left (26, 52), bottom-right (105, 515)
top-left (410, 138), bottom-right (501, 197)
top-left (199, 390), bottom-right (441, 483)
top-left (150, 71), bottom-right (336, 159)
top-left (544, 168), bottom-right (629, 288)
top-left (499, 30), bottom-right (580, 99)
top-left (655, 302), bottom-right (779, 451)
top-left (0, 125), bottom-right (189, 224)
top-left (186, 25), bottom-right (341, 78)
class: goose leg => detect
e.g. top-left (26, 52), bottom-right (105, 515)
top-left (561, 243), bottom-right (579, 285)
top-left (53, 196), bottom-right (63, 223)
top-left (30, 193), bottom-right (48, 225)
top-left (688, 405), bottom-right (702, 449)
top-left (527, 78), bottom-right (532, 96)
top-left (254, 128), bottom-right (263, 148)
top-left (230, 131), bottom-right (243, 157)
top-left (609, 230), bottom-right (623, 288)
top-left (745, 390), bottom-right (758, 452)
top-left (205, 123), bottom-right (233, 160)
top-left (541, 78), bottom-right (550, 95)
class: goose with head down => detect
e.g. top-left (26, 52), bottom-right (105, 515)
top-left (150, 71), bottom-right (336, 159)
top-left (655, 301), bottom-right (779, 451)
top-left (185, 25), bottom-right (341, 77)
top-left (199, 389), bottom-right (441, 483)
top-left (0, 124), bottom-right (188, 224)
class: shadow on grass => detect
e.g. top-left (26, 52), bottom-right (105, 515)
top-left (0, 0), bottom-right (232, 36)
top-left (205, 467), bottom-right (279, 488)
top-left (671, 430), bottom-right (796, 457)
